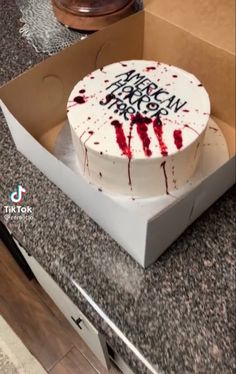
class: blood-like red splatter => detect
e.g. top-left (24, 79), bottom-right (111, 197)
top-left (153, 116), bottom-right (168, 157)
top-left (83, 131), bottom-right (94, 174)
top-left (145, 66), bottom-right (156, 72)
top-left (172, 75), bottom-right (178, 78)
top-left (127, 123), bottom-right (135, 187)
top-left (111, 121), bottom-right (132, 158)
top-left (127, 160), bottom-right (132, 187)
top-left (79, 89), bottom-right (85, 94)
top-left (111, 120), bottom-right (132, 187)
top-left (161, 161), bottom-right (169, 195)
top-left (74, 96), bottom-right (87, 104)
top-left (173, 129), bottom-right (183, 150)
top-left (79, 131), bottom-right (86, 141)
top-left (182, 109), bottom-right (189, 112)
top-left (67, 95), bottom-right (88, 109)
top-left (184, 124), bottom-right (199, 135)
top-left (131, 112), bottom-right (152, 157)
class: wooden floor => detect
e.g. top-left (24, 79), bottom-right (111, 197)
top-left (0, 240), bottom-right (120, 374)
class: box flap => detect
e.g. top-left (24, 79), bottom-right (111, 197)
top-left (143, 7), bottom-right (235, 128)
top-left (144, 0), bottom-right (235, 54)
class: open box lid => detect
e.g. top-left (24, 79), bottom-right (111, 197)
top-left (144, 0), bottom-right (235, 154)
top-left (144, 0), bottom-right (235, 54)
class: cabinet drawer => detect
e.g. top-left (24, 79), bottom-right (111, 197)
top-left (12, 237), bottom-right (110, 369)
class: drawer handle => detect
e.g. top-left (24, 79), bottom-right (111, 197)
top-left (71, 316), bottom-right (83, 330)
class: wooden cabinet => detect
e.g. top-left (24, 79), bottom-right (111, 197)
top-left (11, 235), bottom-right (136, 374)
top-left (12, 237), bottom-right (110, 370)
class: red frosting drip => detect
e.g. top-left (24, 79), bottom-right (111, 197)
top-left (153, 116), bottom-right (168, 157)
top-left (131, 112), bottom-right (152, 157)
top-left (145, 66), bottom-right (156, 72)
top-left (74, 96), bottom-right (87, 104)
top-left (111, 120), bottom-right (132, 158)
top-left (111, 120), bottom-right (133, 187)
top-left (184, 124), bottom-right (199, 135)
top-left (173, 129), bottom-right (183, 150)
top-left (83, 132), bottom-right (94, 174)
top-left (161, 161), bottom-right (169, 195)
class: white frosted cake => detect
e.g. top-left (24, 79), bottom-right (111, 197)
top-left (67, 60), bottom-right (210, 197)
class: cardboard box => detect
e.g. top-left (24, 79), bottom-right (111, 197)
top-left (0, 0), bottom-right (235, 267)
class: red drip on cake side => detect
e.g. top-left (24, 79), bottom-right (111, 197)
top-left (131, 112), bottom-right (152, 157)
top-left (153, 116), bottom-right (168, 157)
top-left (111, 113), bottom-right (172, 192)
top-left (173, 129), bottom-right (183, 150)
top-left (111, 120), bottom-right (132, 158)
top-left (184, 124), bottom-right (199, 135)
top-left (161, 161), bottom-right (169, 195)
top-left (127, 122), bottom-right (134, 188)
top-left (83, 131), bottom-right (94, 174)
top-left (111, 120), bottom-right (133, 188)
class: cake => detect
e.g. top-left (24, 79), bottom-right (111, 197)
top-left (67, 60), bottom-right (210, 197)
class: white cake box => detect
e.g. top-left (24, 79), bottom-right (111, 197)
top-left (0, 0), bottom-right (235, 267)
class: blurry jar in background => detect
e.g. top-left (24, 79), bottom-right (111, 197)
top-left (52, 0), bottom-right (135, 30)
top-left (54, 0), bottom-right (133, 16)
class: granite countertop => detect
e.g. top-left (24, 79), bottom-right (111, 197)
top-left (0, 2), bottom-right (235, 374)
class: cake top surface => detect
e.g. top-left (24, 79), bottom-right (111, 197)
top-left (67, 60), bottom-right (210, 159)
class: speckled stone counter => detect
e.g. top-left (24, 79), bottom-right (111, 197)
top-left (0, 2), bottom-right (235, 374)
